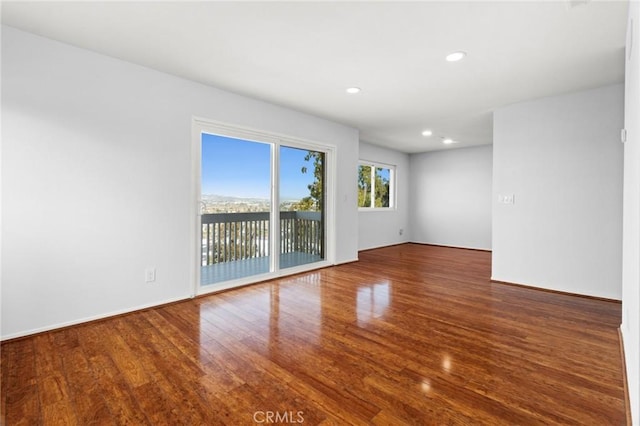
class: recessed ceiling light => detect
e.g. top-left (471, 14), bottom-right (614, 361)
top-left (442, 138), bottom-right (457, 145)
top-left (446, 51), bottom-right (467, 62)
top-left (421, 129), bottom-right (433, 137)
top-left (346, 87), bottom-right (361, 94)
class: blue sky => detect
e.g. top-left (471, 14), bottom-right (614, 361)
top-left (201, 133), bottom-right (316, 200)
top-left (377, 167), bottom-right (390, 181)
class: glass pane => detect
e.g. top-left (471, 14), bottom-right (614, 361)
top-left (375, 167), bottom-right (391, 207)
top-left (279, 146), bottom-right (325, 269)
top-left (200, 133), bottom-right (271, 285)
top-left (358, 165), bottom-right (372, 207)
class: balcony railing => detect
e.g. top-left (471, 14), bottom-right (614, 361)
top-left (201, 211), bottom-right (322, 266)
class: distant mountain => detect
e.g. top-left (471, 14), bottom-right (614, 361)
top-left (202, 194), bottom-right (301, 203)
top-left (202, 194), bottom-right (269, 203)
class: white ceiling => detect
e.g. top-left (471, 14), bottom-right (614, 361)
top-left (1, 1), bottom-right (628, 153)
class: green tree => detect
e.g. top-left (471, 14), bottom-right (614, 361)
top-left (358, 165), bottom-right (372, 207)
top-left (291, 151), bottom-right (324, 211)
top-left (374, 168), bottom-right (390, 207)
top-left (358, 165), bottom-right (390, 207)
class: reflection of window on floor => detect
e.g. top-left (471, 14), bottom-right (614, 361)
top-left (358, 161), bottom-right (395, 209)
top-left (357, 282), bottom-right (390, 324)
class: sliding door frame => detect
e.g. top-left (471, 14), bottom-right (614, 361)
top-left (191, 117), bottom-right (336, 297)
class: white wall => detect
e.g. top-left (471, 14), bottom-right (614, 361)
top-left (409, 145), bottom-right (493, 250)
top-left (493, 84), bottom-right (624, 299)
top-left (622, 2), bottom-right (640, 423)
top-left (358, 142), bottom-right (410, 251)
top-left (1, 26), bottom-right (359, 339)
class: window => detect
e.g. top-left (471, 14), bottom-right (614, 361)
top-left (193, 117), bottom-right (335, 295)
top-left (357, 161), bottom-right (395, 209)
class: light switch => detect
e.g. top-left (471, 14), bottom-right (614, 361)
top-left (498, 194), bottom-right (515, 205)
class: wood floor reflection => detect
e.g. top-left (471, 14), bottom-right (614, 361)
top-left (1, 244), bottom-right (626, 425)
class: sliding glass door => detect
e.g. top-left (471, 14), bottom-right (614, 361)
top-left (279, 146), bottom-right (325, 269)
top-left (200, 134), bottom-right (272, 285)
top-left (195, 122), bottom-right (331, 292)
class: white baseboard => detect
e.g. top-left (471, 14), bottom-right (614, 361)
top-left (0, 295), bottom-right (190, 341)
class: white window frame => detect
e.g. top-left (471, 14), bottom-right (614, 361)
top-left (357, 160), bottom-right (396, 211)
top-left (191, 116), bottom-right (337, 296)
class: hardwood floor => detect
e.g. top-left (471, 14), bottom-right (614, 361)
top-left (1, 244), bottom-right (626, 425)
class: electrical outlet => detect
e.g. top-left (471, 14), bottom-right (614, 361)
top-left (145, 268), bottom-right (156, 283)
top-left (399, 228), bottom-right (404, 235)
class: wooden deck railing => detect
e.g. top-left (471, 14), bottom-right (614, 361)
top-left (201, 211), bottom-right (322, 265)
